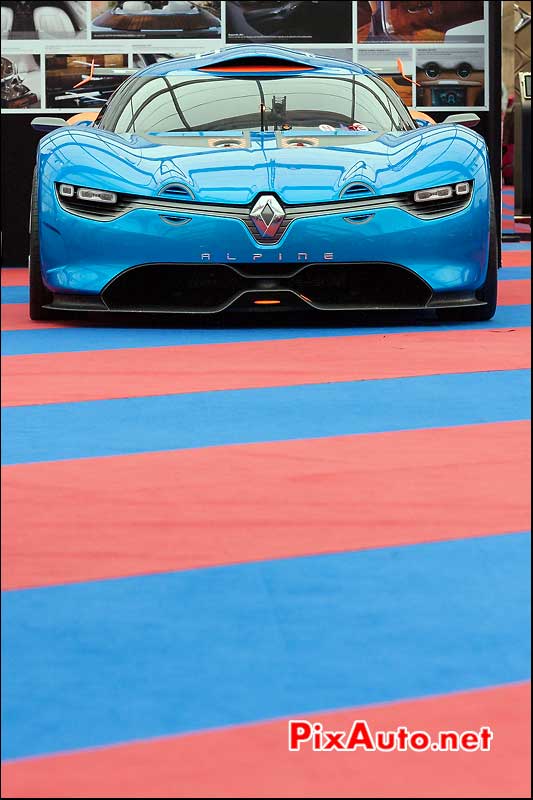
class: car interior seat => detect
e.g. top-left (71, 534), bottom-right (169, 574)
top-left (1, 5), bottom-right (14, 38)
top-left (33, 6), bottom-right (76, 38)
top-left (120, 1), bottom-right (153, 12)
top-left (162, 2), bottom-right (194, 13)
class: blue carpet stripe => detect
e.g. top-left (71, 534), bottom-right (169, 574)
top-left (1, 287), bottom-right (27, 304)
top-left (2, 532), bottom-right (530, 760)
top-left (2, 369), bottom-right (530, 465)
top-left (2, 305), bottom-right (531, 356)
top-left (499, 267), bottom-right (531, 280)
top-left (501, 242), bottom-right (531, 250)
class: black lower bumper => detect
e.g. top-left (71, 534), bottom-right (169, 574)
top-left (44, 261), bottom-right (488, 315)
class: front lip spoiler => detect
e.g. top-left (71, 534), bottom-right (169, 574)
top-left (44, 290), bottom-right (488, 315)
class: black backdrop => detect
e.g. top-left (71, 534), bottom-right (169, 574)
top-left (0, 3), bottom-right (502, 268)
top-left (1, 113), bottom-right (68, 267)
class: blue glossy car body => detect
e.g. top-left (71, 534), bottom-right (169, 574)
top-left (33, 45), bottom-right (493, 315)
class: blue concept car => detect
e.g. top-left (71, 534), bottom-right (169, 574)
top-left (29, 45), bottom-right (497, 321)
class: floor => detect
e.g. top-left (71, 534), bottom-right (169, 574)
top-left (1, 236), bottom-right (531, 797)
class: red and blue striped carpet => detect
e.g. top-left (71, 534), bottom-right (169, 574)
top-left (1, 240), bottom-right (531, 797)
top-left (502, 185), bottom-right (531, 236)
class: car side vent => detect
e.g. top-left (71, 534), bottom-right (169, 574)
top-left (341, 183), bottom-right (375, 198)
top-left (159, 184), bottom-right (194, 199)
top-left (282, 137), bottom-right (319, 148)
top-left (209, 138), bottom-right (246, 148)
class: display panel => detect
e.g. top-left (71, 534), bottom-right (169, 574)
top-left (0, 1), bottom-right (490, 113)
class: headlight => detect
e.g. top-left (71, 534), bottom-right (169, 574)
top-left (414, 182), bottom-right (471, 203)
top-left (59, 183), bottom-right (117, 204)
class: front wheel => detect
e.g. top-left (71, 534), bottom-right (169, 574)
top-left (29, 168), bottom-right (54, 321)
top-left (436, 187), bottom-right (498, 322)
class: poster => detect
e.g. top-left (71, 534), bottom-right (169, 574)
top-left (1, 53), bottom-right (41, 108)
top-left (415, 46), bottom-right (485, 108)
top-left (225, 1), bottom-right (353, 44)
top-left (1, 1), bottom-right (87, 39)
top-left (356, 1), bottom-right (485, 44)
top-left (91, 1), bottom-right (221, 40)
top-left (356, 1), bottom-right (489, 110)
top-left (45, 52), bottom-right (129, 107)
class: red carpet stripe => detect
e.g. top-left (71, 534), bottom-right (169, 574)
top-left (2, 682), bottom-right (529, 799)
top-left (1, 269), bottom-right (27, 287)
top-left (1, 305), bottom-right (66, 332)
top-left (2, 327), bottom-right (530, 407)
top-left (2, 420), bottom-right (529, 590)
top-left (498, 279), bottom-right (531, 306)
top-left (502, 250), bottom-right (530, 267)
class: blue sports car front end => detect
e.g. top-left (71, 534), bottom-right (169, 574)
top-left (30, 45), bottom-right (497, 321)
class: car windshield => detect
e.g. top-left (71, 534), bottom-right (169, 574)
top-left (107, 73), bottom-right (414, 134)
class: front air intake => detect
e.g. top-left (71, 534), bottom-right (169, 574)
top-left (158, 184), bottom-right (194, 199)
top-left (340, 183), bottom-right (375, 198)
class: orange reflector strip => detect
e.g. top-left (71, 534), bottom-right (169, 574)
top-left (199, 65), bottom-right (313, 73)
top-left (254, 300), bottom-right (281, 305)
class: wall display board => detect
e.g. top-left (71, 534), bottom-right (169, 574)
top-left (1, 1), bottom-right (490, 114)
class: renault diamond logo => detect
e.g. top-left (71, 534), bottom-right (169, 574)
top-left (250, 195), bottom-right (285, 238)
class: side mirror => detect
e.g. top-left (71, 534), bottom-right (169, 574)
top-left (31, 117), bottom-right (67, 132)
top-left (441, 113), bottom-right (480, 128)
top-left (415, 118), bottom-right (432, 127)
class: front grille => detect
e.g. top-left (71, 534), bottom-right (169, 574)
top-left (57, 183), bottom-right (473, 235)
top-left (101, 262), bottom-right (433, 313)
top-left (292, 263), bottom-right (432, 307)
top-left (103, 264), bottom-right (242, 312)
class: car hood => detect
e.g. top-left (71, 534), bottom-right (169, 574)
top-left (44, 124), bottom-right (487, 204)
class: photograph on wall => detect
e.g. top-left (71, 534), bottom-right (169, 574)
top-left (91, 1), bottom-right (221, 39)
top-left (226, 1), bottom-right (353, 44)
top-left (132, 49), bottom-right (204, 67)
top-left (0, 1), bottom-right (87, 40)
top-left (45, 52), bottom-right (130, 108)
top-left (356, 46), bottom-right (413, 105)
top-left (1, 53), bottom-right (41, 108)
top-left (357, 1), bottom-right (485, 44)
top-left (415, 47), bottom-right (485, 108)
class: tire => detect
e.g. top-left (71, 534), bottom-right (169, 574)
top-left (29, 168), bottom-right (54, 321)
top-left (436, 186), bottom-right (498, 322)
